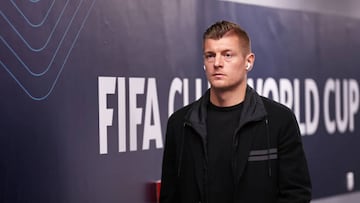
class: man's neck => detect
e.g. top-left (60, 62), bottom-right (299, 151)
top-left (210, 85), bottom-right (246, 107)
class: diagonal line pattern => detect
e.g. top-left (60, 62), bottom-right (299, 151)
top-left (11, 0), bottom-right (56, 27)
top-left (1, 0), bottom-right (84, 76)
top-left (1, 0), bottom-right (70, 51)
top-left (0, 0), bottom-right (97, 101)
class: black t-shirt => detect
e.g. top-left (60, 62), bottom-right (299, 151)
top-left (206, 101), bottom-right (243, 203)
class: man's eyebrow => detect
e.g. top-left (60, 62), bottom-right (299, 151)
top-left (204, 49), bottom-right (233, 53)
top-left (221, 49), bottom-right (233, 53)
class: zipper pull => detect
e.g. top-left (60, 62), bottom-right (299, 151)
top-left (184, 121), bottom-right (191, 127)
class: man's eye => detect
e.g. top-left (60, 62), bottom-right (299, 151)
top-left (205, 54), bottom-right (215, 62)
top-left (225, 53), bottom-right (232, 58)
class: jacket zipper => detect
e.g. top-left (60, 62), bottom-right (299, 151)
top-left (183, 121), bottom-right (209, 203)
top-left (177, 121), bottom-right (189, 176)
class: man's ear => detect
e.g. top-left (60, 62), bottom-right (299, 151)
top-left (246, 53), bottom-right (255, 72)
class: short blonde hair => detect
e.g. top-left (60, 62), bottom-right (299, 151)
top-left (203, 20), bottom-right (251, 55)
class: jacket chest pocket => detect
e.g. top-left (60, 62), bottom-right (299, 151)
top-left (238, 121), bottom-right (278, 178)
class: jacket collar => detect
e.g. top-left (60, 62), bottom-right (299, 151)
top-left (237, 85), bottom-right (267, 129)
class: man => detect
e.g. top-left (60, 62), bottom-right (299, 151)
top-left (160, 20), bottom-right (312, 203)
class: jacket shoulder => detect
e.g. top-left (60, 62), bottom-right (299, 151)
top-left (168, 102), bottom-right (196, 125)
top-left (260, 96), bottom-right (296, 119)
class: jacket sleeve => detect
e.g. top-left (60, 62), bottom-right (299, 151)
top-left (159, 117), bottom-right (179, 203)
top-left (277, 112), bottom-right (312, 203)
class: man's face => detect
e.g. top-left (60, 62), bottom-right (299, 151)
top-left (203, 34), bottom-right (250, 92)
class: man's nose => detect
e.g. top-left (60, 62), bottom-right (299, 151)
top-left (214, 55), bottom-right (223, 67)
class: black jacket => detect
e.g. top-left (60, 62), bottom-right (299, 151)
top-left (160, 86), bottom-right (312, 203)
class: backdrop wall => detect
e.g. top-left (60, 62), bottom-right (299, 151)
top-left (1, 0), bottom-right (359, 202)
